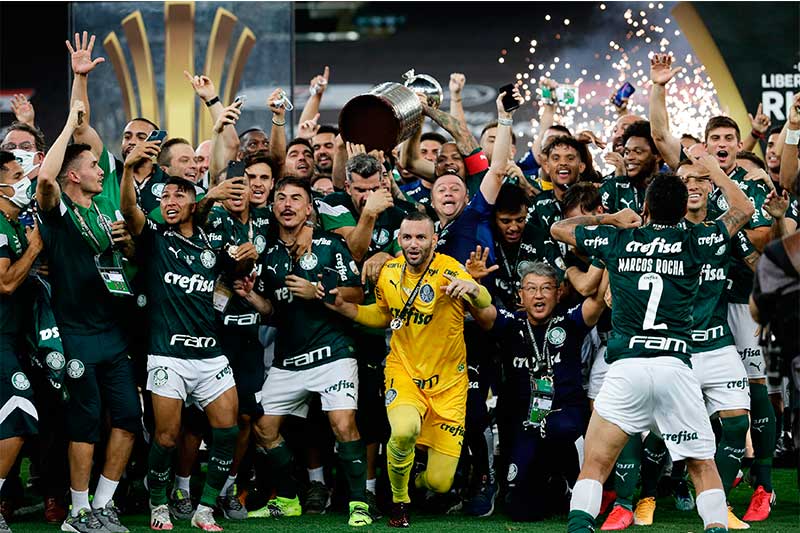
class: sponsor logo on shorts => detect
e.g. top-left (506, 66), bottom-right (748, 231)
top-left (324, 379), bottom-right (356, 394)
top-left (419, 283), bottom-right (434, 303)
top-left (385, 388), bottom-right (397, 406)
top-left (11, 371), bottom-right (30, 391)
top-left (439, 422), bottom-right (465, 437)
top-left (726, 378), bottom-right (749, 390)
top-left (46, 351), bottom-right (65, 370)
top-left (170, 334), bottom-right (218, 348)
top-left (412, 374), bottom-right (440, 390)
top-left (662, 430), bottom-right (699, 445)
top-left (215, 365), bottom-right (233, 380)
top-left (152, 367), bottom-right (169, 387)
top-left (299, 252), bottom-right (318, 270)
top-left (547, 326), bottom-right (567, 347)
top-left (66, 359), bottom-right (85, 379)
top-left (507, 463), bottom-right (518, 482)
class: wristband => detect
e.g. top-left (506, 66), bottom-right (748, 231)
top-left (750, 129), bottom-right (765, 140)
top-left (464, 150), bottom-right (490, 175)
top-left (498, 117), bottom-right (513, 127)
top-left (786, 129), bottom-right (800, 146)
top-left (205, 96), bottom-right (220, 107)
top-left (467, 284), bottom-right (492, 309)
top-left (272, 118), bottom-right (286, 127)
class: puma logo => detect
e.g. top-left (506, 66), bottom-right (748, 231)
top-left (615, 472), bottom-right (628, 482)
top-left (168, 246), bottom-right (181, 259)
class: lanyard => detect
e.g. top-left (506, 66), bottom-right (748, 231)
top-left (524, 318), bottom-right (554, 377)
top-left (164, 226), bottom-right (212, 251)
top-left (390, 253), bottom-right (436, 330)
top-left (64, 196), bottom-right (112, 254)
top-left (497, 241), bottom-right (520, 283)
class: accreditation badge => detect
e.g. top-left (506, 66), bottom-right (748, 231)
top-left (527, 377), bottom-right (554, 426)
top-left (94, 250), bottom-right (133, 296)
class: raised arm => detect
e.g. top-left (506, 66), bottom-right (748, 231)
top-left (448, 73), bottom-right (467, 129)
top-left (566, 264), bottom-right (604, 297)
top-left (581, 268), bottom-right (609, 326)
top-left (532, 78), bottom-right (557, 166)
top-left (36, 101), bottom-right (85, 211)
top-left (481, 86), bottom-right (524, 203)
top-left (648, 53), bottom-right (683, 170)
top-left (10, 94), bottom-right (35, 128)
top-left (209, 101), bottom-right (242, 184)
top-left (67, 31), bottom-right (106, 157)
top-left (742, 103), bottom-right (771, 153)
top-left (399, 123), bottom-right (436, 180)
top-left (550, 208), bottom-right (642, 247)
top-left (184, 71), bottom-right (239, 174)
top-left (120, 140), bottom-right (160, 235)
top-left (423, 103), bottom-right (479, 156)
top-left (267, 88), bottom-right (287, 171)
top-left (780, 93), bottom-right (800, 192)
top-left (298, 66), bottom-right (329, 124)
top-left (0, 226), bottom-right (43, 296)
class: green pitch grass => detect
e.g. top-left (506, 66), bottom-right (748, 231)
top-left (7, 469), bottom-right (797, 532)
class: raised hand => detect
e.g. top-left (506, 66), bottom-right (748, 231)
top-left (684, 143), bottom-right (722, 174)
top-left (206, 176), bottom-right (247, 202)
top-left (346, 141), bottom-right (367, 159)
top-left (268, 88), bottom-right (287, 118)
top-left (213, 101), bottom-right (242, 134)
top-left (497, 85), bottom-right (524, 118)
top-left (748, 103), bottom-right (771, 136)
top-left (124, 139), bottom-right (161, 168)
top-left (763, 189), bottom-right (789, 219)
top-left (465, 245), bottom-right (499, 281)
top-left (67, 100), bottom-right (87, 131)
top-left (649, 53), bottom-right (682, 86)
top-left (362, 188), bottom-right (394, 217)
top-left (441, 273), bottom-right (480, 300)
top-left (604, 151), bottom-right (626, 176)
top-left (576, 130), bottom-right (607, 149)
top-left (611, 208), bottom-right (643, 229)
top-left (788, 92), bottom-right (800, 129)
top-left (449, 73), bottom-right (466, 97)
top-left (183, 71), bottom-right (217, 102)
top-left (10, 94), bottom-right (35, 125)
top-left (298, 113), bottom-right (321, 140)
top-left (309, 66), bottom-right (330, 96)
top-left (66, 31), bottom-right (105, 75)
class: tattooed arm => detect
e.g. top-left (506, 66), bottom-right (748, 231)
top-left (423, 104), bottom-right (479, 156)
top-left (550, 208), bottom-right (642, 247)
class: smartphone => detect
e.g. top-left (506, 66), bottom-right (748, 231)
top-left (321, 267), bottom-right (340, 304)
top-left (612, 82), bottom-right (636, 107)
top-left (226, 160), bottom-right (246, 180)
top-left (234, 95), bottom-right (247, 107)
top-left (499, 84), bottom-right (520, 113)
top-left (146, 130), bottom-right (168, 143)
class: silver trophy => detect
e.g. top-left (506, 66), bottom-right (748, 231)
top-left (402, 69), bottom-right (443, 109)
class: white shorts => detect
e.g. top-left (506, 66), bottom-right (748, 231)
top-left (260, 357), bottom-right (358, 417)
top-left (691, 345), bottom-right (751, 416)
top-left (594, 357), bottom-right (716, 461)
top-left (588, 344), bottom-right (609, 400)
top-left (147, 355), bottom-right (235, 409)
top-left (727, 303), bottom-right (768, 381)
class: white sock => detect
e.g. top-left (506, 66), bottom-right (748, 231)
top-left (569, 478), bottom-right (603, 517)
top-left (0, 478), bottom-right (5, 492)
top-left (308, 467), bottom-right (325, 484)
top-left (70, 488), bottom-right (91, 516)
top-left (175, 475), bottom-right (191, 493)
top-left (696, 488), bottom-right (727, 528)
top-left (221, 475), bottom-right (237, 496)
top-left (366, 478), bottom-right (377, 495)
top-left (92, 475), bottom-right (119, 509)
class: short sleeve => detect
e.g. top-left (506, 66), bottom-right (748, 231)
top-left (0, 229), bottom-right (12, 260)
top-left (745, 181), bottom-right (772, 228)
top-left (574, 225), bottom-right (617, 264)
top-left (730, 229), bottom-right (756, 261)
top-left (318, 200), bottom-right (357, 231)
top-left (599, 180), bottom-right (614, 212)
top-left (489, 307), bottom-right (517, 336)
top-left (691, 220), bottom-right (731, 262)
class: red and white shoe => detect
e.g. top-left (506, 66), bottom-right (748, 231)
top-left (601, 505), bottom-right (633, 530)
top-left (150, 504), bottom-right (174, 531)
top-left (742, 486), bottom-right (775, 522)
top-left (191, 505), bottom-right (223, 531)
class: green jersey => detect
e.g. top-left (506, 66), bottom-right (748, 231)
top-left (256, 230), bottom-right (361, 371)
top-left (710, 167), bottom-right (771, 304)
top-left (37, 195), bottom-right (127, 336)
top-left (528, 189), bottom-right (563, 229)
top-left (317, 191), bottom-right (402, 258)
top-left (0, 215), bottom-right (33, 336)
top-left (135, 219), bottom-right (233, 359)
top-left (600, 175), bottom-right (647, 214)
top-left (575, 220), bottom-right (730, 365)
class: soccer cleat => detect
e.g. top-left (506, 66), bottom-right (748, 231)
top-left (388, 502), bottom-right (410, 528)
top-left (168, 489), bottom-right (193, 520)
top-left (149, 504), bottom-right (174, 531)
top-left (600, 490), bottom-right (617, 515)
top-left (731, 470), bottom-right (744, 490)
top-left (633, 497), bottom-right (656, 526)
top-left (61, 507), bottom-right (107, 533)
top-left (673, 479), bottom-right (695, 511)
top-left (216, 485), bottom-right (247, 520)
top-left (191, 506), bottom-right (223, 531)
top-left (348, 501), bottom-right (373, 527)
top-left (0, 512), bottom-right (10, 533)
top-left (600, 505), bottom-right (634, 530)
top-left (463, 476), bottom-right (498, 517)
top-left (742, 486), bottom-right (775, 522)
top-left (727, 505), bottom-right (750, 529)
top-left (247, 496), bottom-right (302, 518)
top-left (93, 501), bottom-right (129, 532)
top-left (365, 491), bottom-right (382, 520)
top-left (303, 481), bottom-right (331, 514)
top-left (45, 497), bottom-right (68, 524)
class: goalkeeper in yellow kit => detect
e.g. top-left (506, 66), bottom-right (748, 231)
top-left (324, 210), bottom-right (495, 527)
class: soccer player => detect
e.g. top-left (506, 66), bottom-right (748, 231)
top-left (552, 163), bottom-right (754, 532)
top-left (237, 177), bottom-right (371, 526)
top-left (36, 101), bottom-right (141, 533)
top-left (119, 138), bottom-right (255, 531)
top-left (0, 151), bottom-right (43, 533)
top-left (476, 262), bottom-right (608, 521)
top-left (325, 211), bottom-right (494, 527)
top-left (600, 120), bottom-right (662, 214)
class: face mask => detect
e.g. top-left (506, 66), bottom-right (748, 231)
top-left (12, 149), bottom-right (40, 177)
top-left (0, 176), bottom-right (33, 208)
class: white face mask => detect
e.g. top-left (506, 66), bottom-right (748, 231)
top-left (12, 149), bottom-right (40, 177)
top-left (0, 176), bottom-right (34, 208)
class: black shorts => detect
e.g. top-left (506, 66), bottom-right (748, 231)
top-left (0, 337), bottom-right (38, 439)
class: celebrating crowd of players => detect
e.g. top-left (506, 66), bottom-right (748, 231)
top-left (1, 31), bottom-right (798, 533)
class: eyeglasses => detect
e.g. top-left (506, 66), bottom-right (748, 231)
top-left (1, 142), bottom-right (35, 151)
top-left (520, 284), bottom-right (556, 295)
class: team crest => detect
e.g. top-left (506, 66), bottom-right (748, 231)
top-left (46, 351), bottom-right (65, 370)
top-left (96, 213), bottom-right (113, 228)
top-left (457, 363), bottom-right (465, 373)
top-left (715, 244), bottom-right (727, 256)
top-left (11, 371), bottom-right (30, 391)
top-left (507, 463), bottom-right (518, 482)
top-left (299, 252), bottom-right (318, 270)
top-left (385, 388), bottom-right (397, 406)
top-left (254, 235), bottom-right (267, 254)
top-left (547, 327), bottom-right (567, 347)
top-left (373, 228), bottom-right (390, 246)
top-left (717, 195), bottom-right (729, 211)
top-left (152, 367), bottom-right (169, 387)
top-left (66, 359), bottom-right (85, 379)
top-left (516, 261), bottom-right (534, 277)
top-left (151, 183), bottom-right (165, 198)
top-left (349, 260), bottom-right (359, 276)
top-left (200, 250), bottom-right (216, 268)
top-left (419, 283), bottom-right (435, 303)
top-left (137, 294), bottom-right (148, 307)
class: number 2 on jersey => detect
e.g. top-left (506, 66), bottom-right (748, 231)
top-left (638, 273), bottom-right (667, 330)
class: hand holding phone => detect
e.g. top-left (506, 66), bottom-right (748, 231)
top-left (499, 84), bottom-right (521, 113)
top-left (227, 160), bottom-right (246, 180)
top-left (612, 82), bottom-right (635, 108)
top-left (146, 130), bottom-right (168, 143)
top-left (321, 267), bottom-right (339, 304)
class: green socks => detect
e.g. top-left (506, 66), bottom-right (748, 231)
top-left (715, 415), bottom-right (748, 495)
top-left (338, 439), bottom-right (367, 503)
top-left (256, 441), bottom-right (298, 499)
top-left (147, 441), bottom-right (175, 506)
top-left (200, 426), bottom-right (239, 508)
top-left (567, 510), bottom-right (597, 532)
top-left (640, 433), bottom-right (667, 498)
top-left (613, 436), bottom-right (642, 510)
top-left (749, 383), bottom-right (775, 492)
